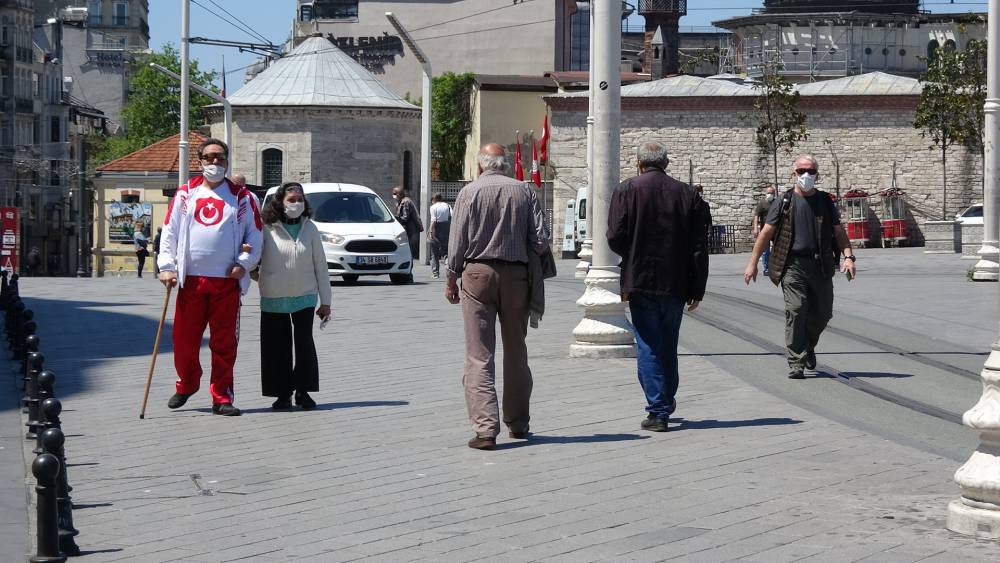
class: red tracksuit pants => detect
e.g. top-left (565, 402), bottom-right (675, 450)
top-left (173, 276), bottom-right (241, 404)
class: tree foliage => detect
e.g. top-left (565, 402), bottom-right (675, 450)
top-left (750, 55), bottom-right (808, 189)
top-left (914, 39), bottom-right (987, 219)
top-left (93, 44), bottom-right (218, 164)
top-left (430, 72), bottom-right (475, 182)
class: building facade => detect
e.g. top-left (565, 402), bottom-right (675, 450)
top-left (544, 73), bottom-right (983, 248)
top-left (291, 0), bottom-right (582, 99)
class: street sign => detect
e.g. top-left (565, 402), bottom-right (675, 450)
top-left (0, 207), bottom-right (19, 274)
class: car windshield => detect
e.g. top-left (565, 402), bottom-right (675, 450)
top-left (963, 206), bottom-right (983, 218)
top-left (265, 192), bottom-right (395, 223)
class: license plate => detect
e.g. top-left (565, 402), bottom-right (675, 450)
top-left (356, 256), bottom-right (389, 265)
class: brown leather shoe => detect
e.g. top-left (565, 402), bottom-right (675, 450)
top-left (467, 435), bottom-right (496, 450)
top-left (509, 425), bottom-right (530, 439)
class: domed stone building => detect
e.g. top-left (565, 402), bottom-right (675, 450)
top-left (205, 36), bottom-right (421, 202)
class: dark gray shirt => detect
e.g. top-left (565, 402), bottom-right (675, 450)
top-left (766, 191), bottom-right (840, 254)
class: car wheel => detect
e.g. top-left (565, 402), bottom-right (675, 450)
top-left (389, 273), bottom-right (412, 285)
top-left (341, 274), bottom-right (360, 284)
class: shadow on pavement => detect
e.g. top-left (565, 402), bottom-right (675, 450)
top-left (820, 371), bottom-right (914, 379)
top-left (186, 400), bottom-right (410, 415)
top-left (669, 417), bottom-right (803, 431)
top-left (495, 433), bottom-right (648, 450)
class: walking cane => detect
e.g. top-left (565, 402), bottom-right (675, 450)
top-left (140, 284), bottom-right (173, 420)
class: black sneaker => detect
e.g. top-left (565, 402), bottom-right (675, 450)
top-left (788, 369), bottom-right (805, 380)
top-left (271, 397), bottom-right (292, 410)
top-left (167, 393), bottom-right (191, 409)
top-left (295, 391), bottom-right (316, 411)
top-left (641, 415), bottom-right (669, 432)
top-left (805, 348), bottom-right (817, 370)
top-left (212, 403), bottom-right (242, 416)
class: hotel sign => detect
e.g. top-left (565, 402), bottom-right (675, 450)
top-left (327, 33), bottom-right (405, 74)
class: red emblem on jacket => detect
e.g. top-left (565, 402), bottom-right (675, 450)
top-left (194, 197), bottom-right (224, 227)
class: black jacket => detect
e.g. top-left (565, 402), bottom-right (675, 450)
top-left (607, 168), bottom-right (711, 301)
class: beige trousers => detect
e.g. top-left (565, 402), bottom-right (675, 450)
top-left (461, 261), bottom-right (533, 437)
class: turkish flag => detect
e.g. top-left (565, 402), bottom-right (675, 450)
top-left (514, 136), bottom-right (524, 181)
top-left (539, 115), bottom-right (550, 165)
top-left (531, 138), bottom-right (542, 188)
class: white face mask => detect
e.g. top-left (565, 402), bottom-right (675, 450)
top-left (202, 164), bottom-right (226, 183)
top-left (766, 193), bottom-right (775, 202)
top-left (285, 201), bottom-right (305, 219)
top-left (392, 195), bottom-right (399, 201)
top-left (798, 172), bottom-right (817, 192)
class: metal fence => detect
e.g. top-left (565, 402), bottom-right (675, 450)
top-left (431, 180), bottom-right (555, 240)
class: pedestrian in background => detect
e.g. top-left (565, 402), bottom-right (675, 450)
top-left (393, 185), bottom-right (422, 262)
top-left (744, 155), bottom-right (856, 379)
top-left (231, 172), bottom-right (247, 189)
top-left (752, 185), bottom-right (776, 275)
top-left (158, 138), bottom-right (263, 416)
top-left (608, 141), bottom-right (711, 433)
top-left (152, 227), bottom-right (162, 275)
top-left (134, 222), bottom-right (150, 278)
top-left (446, 143), bottom-right (549, 450)
top-left (256, 182), bottom-right (331, 411)
top-left (26, 247), bottom-right (40, 277)
top-left (429, 193), bottom-right (451, 279)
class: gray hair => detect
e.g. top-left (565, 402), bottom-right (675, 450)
top-left (477, 151), bottom-right (508, 172)
top-left (793, 154), bottom-right (819, 169)
top-left (637, 141), bottom-right (669, 169)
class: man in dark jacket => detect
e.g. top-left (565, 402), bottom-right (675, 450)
top-left (393, 185), bottom-right (422, 261)
top-left (608, 141), bottom-right (710, 432)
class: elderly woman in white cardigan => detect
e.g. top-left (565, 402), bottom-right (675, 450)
top-left (256, 182), bottom-right (331, 410)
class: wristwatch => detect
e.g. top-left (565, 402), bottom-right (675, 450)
top-left (844, 255), bottom-right (856, 262)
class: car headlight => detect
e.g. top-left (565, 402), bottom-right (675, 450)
top-left (394, 232), bottom-right (408, 245)
top-left (321, 233), bottom-right (345, 245)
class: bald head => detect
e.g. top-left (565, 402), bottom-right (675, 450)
top-left (231, 172), bottom-right (246, 187)
top-left (477, 143), bottom-right (508, 173)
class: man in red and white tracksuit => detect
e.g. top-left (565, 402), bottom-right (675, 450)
top-left (157, 138), bottom-right (263, 416)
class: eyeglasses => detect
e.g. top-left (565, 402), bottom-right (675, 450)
top-left (200, 153), bottom-right (228, 163)
top-left (795, 168), bottom-right (818, 176)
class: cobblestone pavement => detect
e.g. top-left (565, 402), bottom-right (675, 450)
top-left (10, 255), bottom-right (1000, 562)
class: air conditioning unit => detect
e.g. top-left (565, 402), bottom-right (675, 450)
top-left (61, 7), bottom-right (89, 22)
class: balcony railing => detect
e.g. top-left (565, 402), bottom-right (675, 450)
top-left (637, 0), bottom-right (687, 15)
top-left (15, 98), bottom-right (34, 114)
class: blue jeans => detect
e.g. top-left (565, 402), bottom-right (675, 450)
top-left (630, 292), bottom-right (685, 420)
top-left (762, 246), bottom-right (771, 272)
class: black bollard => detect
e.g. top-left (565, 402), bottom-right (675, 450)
top-left (25, 352), bottom-right (45, 440)
top-left (0, 270), bottom-right (8, 310)
top-left (24, 351), bottom-right (43, 402)
top-left (41, 428), bottom-right (80, 556)
top-left (30, 453), bottom-right (66, 563)
top-left (14, 308), bottom-right (33, 354)
top-left (7, 299), bottom-right (23, 344)
top-left (23, 334), bottom-right (40, 384)
top-left (33, 374), bottom-right (57, 454)
top-left (17, 319), bottom-right (37, 363)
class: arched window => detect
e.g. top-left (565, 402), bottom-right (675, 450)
top-left (943, 39), bottom-right (957, 52)
top-left (261, 148), bottom-right (283, 188)
top-left (927, 39), bottom-right (940, 61)
top-left (402, 150), bottom-right (413, 193)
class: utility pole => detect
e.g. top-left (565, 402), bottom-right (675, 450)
top-left (75, 132), bottom-right (86, 277)
top-left (948, 0), bottom-right (1000, 538)
top-left (569, 0), bottom-right (635, 359)
top-left (576, 1), bottom-right (595, 278)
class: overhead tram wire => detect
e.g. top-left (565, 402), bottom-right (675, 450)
top-left (680, 2), bottom-right (985, 10)
top-left (406, 0), bottom-right (539, 33)
top-left (189, 0), bottom-right (273, 47)
top-left (202, 0), bottom-right (273, 46)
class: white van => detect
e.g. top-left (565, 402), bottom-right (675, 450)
top-left (263, 183), bottom-right (414, 284)
top-left (561, 187), bottom-right (587, 258)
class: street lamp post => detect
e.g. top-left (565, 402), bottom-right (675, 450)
top-left (974, 7), bottom-right (1000, 282)
top-left (149, 63), bottom-right (232, 150)
top-left (569, 0), bottom-right (635, 359)
top-left (576, 2), bottom-right (596, 278)
top-left (178, 0), bottom-right (191, 190)
top-left (947, 0), bottom-right (1000, 538)
top-left (386, 12), bottom-right (431, 266)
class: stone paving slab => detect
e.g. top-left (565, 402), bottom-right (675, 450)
top-left (8, 260), bottom-right (1000, 562)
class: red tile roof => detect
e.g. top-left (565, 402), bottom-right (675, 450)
top-left (97, 131), bottom-right (208, 174)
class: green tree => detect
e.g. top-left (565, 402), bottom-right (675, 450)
top-left (914, 39), bottom-right (986, 219)
top-left (94, 44), bottom-right (218, 163)
top-left (430, 72), bottom-right (475, 181)
top-left (750, 55), bottom-right (808, 189)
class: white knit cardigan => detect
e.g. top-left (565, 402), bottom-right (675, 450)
top-left (256, 219), bottom-right (332, 306)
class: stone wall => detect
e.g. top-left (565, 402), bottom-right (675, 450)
top-left (210, 107), bottom-right (420, 204)
top-left (545, 95), bottom-right (983, 251)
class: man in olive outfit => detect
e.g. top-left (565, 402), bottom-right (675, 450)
top-left (744, 155), bottom-right (856, 379)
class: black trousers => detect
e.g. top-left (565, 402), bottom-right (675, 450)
top-left (260, 307), bottom-right (319, 398)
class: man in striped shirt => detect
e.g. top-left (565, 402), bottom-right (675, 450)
top-left (446, 143), bottom-right (549, 450)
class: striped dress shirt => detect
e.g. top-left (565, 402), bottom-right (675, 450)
top-left (447, 170), bottom-right (549, 277)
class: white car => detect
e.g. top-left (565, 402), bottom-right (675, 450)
top-left (263, 183), bottom-right (413, 284)
top-left (956, 203), bottom-right (983, 225)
